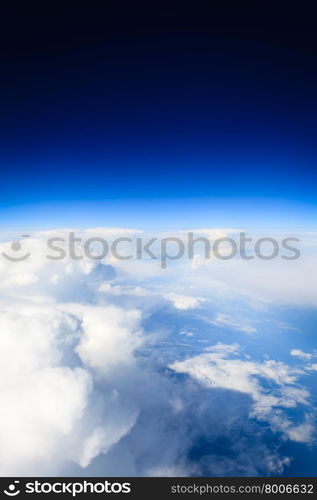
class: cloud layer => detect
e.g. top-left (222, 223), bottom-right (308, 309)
top-left (0, 229), bottom-right (316, 476)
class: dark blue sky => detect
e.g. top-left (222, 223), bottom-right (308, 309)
top-left (0, 3), bottom-right (316, 227)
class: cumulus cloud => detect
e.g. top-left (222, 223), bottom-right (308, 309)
top-left (0, 300), bottom-right (144, 476)
top-left (74, 305), bottom-right (142, 376)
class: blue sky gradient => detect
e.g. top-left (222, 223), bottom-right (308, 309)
top-left (0, 4), bottom-right (316, 228)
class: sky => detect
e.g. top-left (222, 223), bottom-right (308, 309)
top-left (0, 3), bottom-right (316, 229)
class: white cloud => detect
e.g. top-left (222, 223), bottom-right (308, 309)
top-left (75, 305), bottom-right (142, 376)
top-left (212, 313), bottom-right (256, 334)
top-left (166, 293), bottom-right (204, 310)
top-left (291, 349), bottom-right (313, 360)
top-left (170, 343), bottom-right (313, 443)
